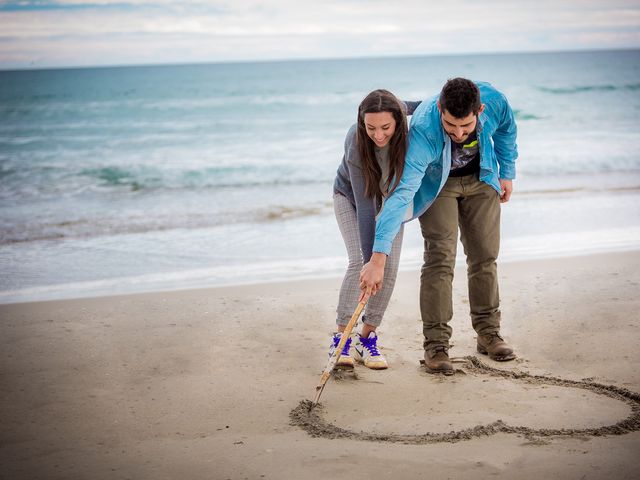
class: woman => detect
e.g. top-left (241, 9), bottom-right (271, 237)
top-left (331, 90), bottom-right (419, 370)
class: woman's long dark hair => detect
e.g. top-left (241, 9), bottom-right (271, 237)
top-left (356, 89), bottom-right (408, 206)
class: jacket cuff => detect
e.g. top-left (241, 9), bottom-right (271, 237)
top-left (372, 238), bottom-right (392, 256)
top-left (499, 163), bottom-right (516, 180)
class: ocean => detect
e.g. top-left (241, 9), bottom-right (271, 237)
top-left (1, 49), bottom-right (640, 303)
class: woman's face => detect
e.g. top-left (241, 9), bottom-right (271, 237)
top-left (363, 111), bottom-right (396, 148)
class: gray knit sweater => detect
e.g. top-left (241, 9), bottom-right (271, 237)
top-left (333, 101), bottom-right (420, 262)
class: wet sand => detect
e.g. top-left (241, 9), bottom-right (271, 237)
top-left (1, 251), bottom-right (639, 479)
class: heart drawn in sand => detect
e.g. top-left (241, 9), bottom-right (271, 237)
top-left (290, 357), bottom-right (640, 444)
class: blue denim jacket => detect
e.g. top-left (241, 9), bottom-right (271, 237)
top-left (373, 81), bottom-right (518, 254)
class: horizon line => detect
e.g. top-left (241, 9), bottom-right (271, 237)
top-left (1, 46), bottom-right (638, 73)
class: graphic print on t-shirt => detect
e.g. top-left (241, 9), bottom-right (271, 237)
top-left (451, 130), bottom-right (479, 171)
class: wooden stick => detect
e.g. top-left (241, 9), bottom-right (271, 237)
top-left (312, 300), bottom-right (366, 406)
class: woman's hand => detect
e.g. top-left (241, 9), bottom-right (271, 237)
top-left (359, 252), bottom-right (387, 301)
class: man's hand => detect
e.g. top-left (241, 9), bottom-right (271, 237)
top-left (499, 179), bottom-right (513, 203)
top-left (359, 252), bottom-right (387, 301)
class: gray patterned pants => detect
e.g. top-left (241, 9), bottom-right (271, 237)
top-left (334, 193), bottom-right (404, 327)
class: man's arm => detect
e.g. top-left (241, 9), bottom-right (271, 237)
top-left (373, 124), bottom-right (434, 254)
top-left (492, 93), bottom-right (518, 203)
top-left (492, 93), bottom-right (518, 182)
top-left (360, 124), bottom-right (436, 294)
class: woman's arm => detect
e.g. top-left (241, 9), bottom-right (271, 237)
top-left (344, 128), bottom-right (378, 264)
top-left (404, 100), bottom-right (422, 116)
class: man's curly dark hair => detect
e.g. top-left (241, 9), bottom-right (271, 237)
top-left (439, 78), bottom-right (481, 119)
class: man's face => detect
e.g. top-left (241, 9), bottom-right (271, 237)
top-left (438, 103), bottom-right (484, 144)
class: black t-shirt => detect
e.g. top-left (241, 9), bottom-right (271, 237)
top-left (449, 130), bottom-right (480, 177)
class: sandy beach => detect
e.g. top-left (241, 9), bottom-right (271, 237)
top-left (1, 250), bottom-right (639, 479)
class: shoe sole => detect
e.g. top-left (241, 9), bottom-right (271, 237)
top-left (355, 358), bottom-right (388, 370)
top-left (424, 364), bottom-right (455, 376)
top-left (477, 345), bottom-right (516, 362)
top-left (335, 364), bottom-right (355, 370)
top-left (353, 349), bottom-right (388, 370)
top-left (335, 356), bottom-right (355, 369)
top-left (420, 360), bottom-right (454, 375)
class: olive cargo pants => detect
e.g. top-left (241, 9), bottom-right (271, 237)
top-left (418, 173), bottom-right (502, 352)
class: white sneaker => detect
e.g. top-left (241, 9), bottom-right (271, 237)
top-left (328, 332), bottom-right (354, 369)
top-left (354, 332), bottom-right (388, 369)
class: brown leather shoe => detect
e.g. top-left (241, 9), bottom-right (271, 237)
top-left (477, 333), bottom-right (516, 361)
top-left (424, 346), bottom-right (454, 375)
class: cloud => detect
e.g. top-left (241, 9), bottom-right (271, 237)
top-left (0, 0), bottom-right (638, 68)
top-left (0, 1), bottom-right (135, 11)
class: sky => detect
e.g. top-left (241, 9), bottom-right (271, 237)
top-left (0, 0), bottom-right (639, 69)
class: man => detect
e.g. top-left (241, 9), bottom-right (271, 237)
top-left (360, 78), bottom-right (518, 375)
